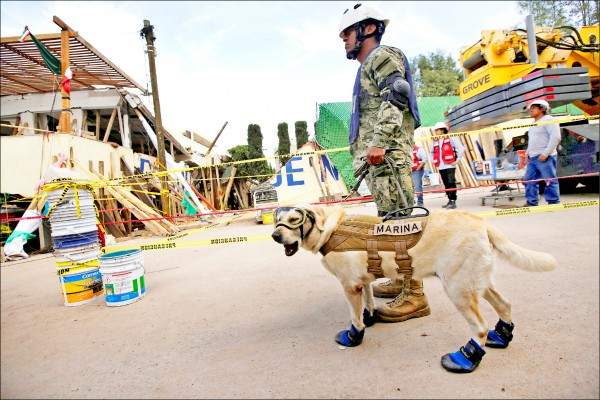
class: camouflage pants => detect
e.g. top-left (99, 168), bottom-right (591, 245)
top-left (351, 148), bottom-right (415, 214)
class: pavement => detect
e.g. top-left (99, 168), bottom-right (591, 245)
top-left (1, 186), bottom-right (599, 399)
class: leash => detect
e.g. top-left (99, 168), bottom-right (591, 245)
top-left (342, 155), bottom-right (429, 222)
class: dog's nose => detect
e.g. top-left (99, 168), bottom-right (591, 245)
top-left (271, 231), bottom-right (282, 243)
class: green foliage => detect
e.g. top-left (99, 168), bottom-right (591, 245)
top-left (277, 122), bottom-right (291, 167)
top-left (226, 127), bottom-right (274, 183)
top-left (294, 121), bottom-right (309, 149)
top-left (410, 50), bottom-right (464, 97)
top-left (516, 0), bottom-right (599, 27)
top-left (247, 124), bottom-right (264, 159)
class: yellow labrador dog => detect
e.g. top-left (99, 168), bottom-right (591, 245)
top-left (271, 204), bottom-right (557, 373)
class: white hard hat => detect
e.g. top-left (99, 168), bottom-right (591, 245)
top-left (526, 99), bottom-right (551, 112)
top-left (433, 122), bottom-right (448, 131)
top-left (339, 3), bottom-right (390, 37)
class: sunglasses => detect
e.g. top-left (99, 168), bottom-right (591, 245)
top-left (273, 207), bottom-right (308, 230)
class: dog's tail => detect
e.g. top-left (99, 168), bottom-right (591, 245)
top-left (487, 223), bottom-right (557, 272)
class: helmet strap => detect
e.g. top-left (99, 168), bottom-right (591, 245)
top-left (346, 22), bottom-right (365, 60)
top-left (346, 21), bottom-right (380, 60)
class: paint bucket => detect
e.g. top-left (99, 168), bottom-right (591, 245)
top-left (57, 267), bottom-right (104, 307)
top-left (261, 212), bottom-right (274, 225)
top-left (98, 249), bottom-right (146, 307)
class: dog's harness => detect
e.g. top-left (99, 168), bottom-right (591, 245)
top-left (318, 214), bottom-right (427, 281)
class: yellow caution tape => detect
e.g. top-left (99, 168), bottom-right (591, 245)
top-left (99, 199), bottom-right (598, 254)
top-left (474, 199), bottom-right (599, 218)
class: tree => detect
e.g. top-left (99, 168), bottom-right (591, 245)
top-left (247, 123), bottom-right (264, 159)
top-left (410, 50), bottom-right (464, 97)
top-left (226, 124), bottom-right (273, 183)
top-left (227, 144), bottom-right (254, 180)
top-left (294, 121), bottom-right (309, 150)
top-left (277, 122), bottom-right (291, 167)
top-left (516, 0), bottom-right (599, 27)
top-left (564, 0), bottom-right (599, 25)
top-left (517, 0), bottom-right (570, 27)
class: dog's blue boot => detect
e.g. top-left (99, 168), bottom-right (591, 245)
top-left (334, 324), bottom-right (364, 347)
top-left (363, 308), bottom-right (378, 327)
top-left (486, 319), bottom-right (515, 348)
top-left (441, 339), bottom-right (486, 373)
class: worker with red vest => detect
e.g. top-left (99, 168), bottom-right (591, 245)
top-left (430, 122), bottom-right (464, 209)
top-left (412, 145), bottom-right (427, 206)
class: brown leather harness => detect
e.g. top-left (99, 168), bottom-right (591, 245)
top-left (318, 214), bottom-right (427, 284)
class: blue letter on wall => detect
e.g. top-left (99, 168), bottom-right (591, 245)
top-left (273, 170), bottom-right (283, 187)
top-left (140, 158), bottom-right (151, 173)
top-left (321, 155), bottom-right (339, 181)
top-left (286, 156), bottom-right (304, 186)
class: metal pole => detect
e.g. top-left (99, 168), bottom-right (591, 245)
top-left (141, 20), bottom-right (171, 217)
top-left (525, 15), bottom-right (539, 65)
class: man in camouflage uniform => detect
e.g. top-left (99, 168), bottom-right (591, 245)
top-left (339, 3), bottom-right (430, 322)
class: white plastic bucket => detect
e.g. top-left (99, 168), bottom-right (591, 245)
top-left (428, 173), bottom-right (441, 186)
top-left (57, 267), bottom-right (104, 307)
top-left (99, 249), bottom-right (146, 307)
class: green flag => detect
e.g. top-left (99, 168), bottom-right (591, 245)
top-left (28, 30), bottom-right (61, 76)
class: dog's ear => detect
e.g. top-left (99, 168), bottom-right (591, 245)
top-left (310, 205), bottom-right (346, 252)
top-left (305, 205), bottom-right (327, 231)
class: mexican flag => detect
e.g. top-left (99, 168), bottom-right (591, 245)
top-left (19, 26), bottom-right (31, 42)
top-left (20, 26), bottom-right (61, 76)
top-left (61, 67), bottom-right (74, 94)
top-left (20, 26), bottom-right (74, 93)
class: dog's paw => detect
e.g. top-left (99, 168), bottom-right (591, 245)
top-left (363, 308), bottom-right (378, 327)
top-left (485, 319), bottom-right (514, 349)
top-left (334, 324), bottom-right (364, 347)
top-left (441, 339), bottom-right (486, 373)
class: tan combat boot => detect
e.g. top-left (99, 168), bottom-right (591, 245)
top-left (372, 279), bottom-right (403, 298)
top-left (377, 279), bottom-right (431, 322)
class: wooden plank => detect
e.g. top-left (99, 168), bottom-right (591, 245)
top-left (222, 167), bottom-right (237, 210)
top-left (95, 200), bottom-right (125, 238)
top-left (209, 164), bottom-right (217, 208)
top-left (81, 110), bottom-right (88, 131)
top-left (120, 156), bottom-right (155, 208)
top-left (102, 107), bottom-right (117, 142)
top-left (214, 165), bottom-right (222, 210)
top-left (12, 116), bottom-right (20, 135)
top-left (95, 110), bottom-right (101, 139)
top-left (73, 160), bottom-right (172, 236)
top-left (123, 208), bottom-right (132, 235)
top-left (99, 161), bottom-right (126, 236)
top-left (200, 167), bottom-right (209, 199)
top-left (189, 182), bottom-right (217, 212)
top-left (95, 160), bottom-right (106, 213)
top-left (16, 122), bottom-right (28, 136)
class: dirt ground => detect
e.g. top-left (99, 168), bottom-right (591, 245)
top-left (1, 187), bottom-right (599, 399)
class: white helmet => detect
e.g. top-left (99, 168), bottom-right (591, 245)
top-left (526, 99), bottom-right (551, 113)
top-left (433, 122), bottom-right (449, 132)
top-left (339, 3), bottom-right (390, 37)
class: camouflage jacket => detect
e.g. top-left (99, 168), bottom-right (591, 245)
top-left (350, 45), bottom-right (416, 163)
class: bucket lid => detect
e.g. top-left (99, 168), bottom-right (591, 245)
top-left (99, 249), bottom-right (142, 260)
top-left (52, 234), bottom-right (99, 248)
top-left (51, 225), bottom-right (98, 237)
